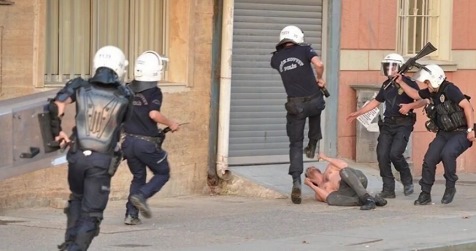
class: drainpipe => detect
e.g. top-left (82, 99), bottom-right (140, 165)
top-left (216, 0), bottom-right (234, 181)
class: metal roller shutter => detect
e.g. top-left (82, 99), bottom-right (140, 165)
top-left (229, 0), bottom-right (324, 165)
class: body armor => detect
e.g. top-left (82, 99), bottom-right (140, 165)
top-left (425, 83), bottom-right (467, 132)
top-left (75, 83), bottom-right (130, 154)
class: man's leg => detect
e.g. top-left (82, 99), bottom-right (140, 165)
top-left (125, 155), bottom-right (147, 223)
top-left (58, 152), bottom-right (84, 250)
top-left (389, 125), bottom-right (414, 196)
top-left (440, 132), bottom-right (471, 204)
top-left (286, 111), bottom-right (306, 204)
top-left (326, 192), bottom-right (360, 206)
top-left (58, 193), bottom-right (82, 250)
top-left (415, 134), bottom-right (445, 205)
top-left (340, 168), bottom-right (386, 210)
top-left (305, 110), bottom-right (323, 159)
top-left (130, 144), bottom-right (170, 218)
top-left (67, 155), bottom-right (111, 250)
top-left (376, 127), bottom-right (396, 198)
top-left (122, 137), bottom-right (143, 224)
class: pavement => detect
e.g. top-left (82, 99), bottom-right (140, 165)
top-left (1, 159), bottom-right (476, 251)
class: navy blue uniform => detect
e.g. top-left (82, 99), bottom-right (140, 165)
top-left (375, 76), bottom-right (419, 193)
top-left (270, 44), bottom-right (325, 179)
top-left (57, 77), bottom-right (132, 251)
top-left (418, 83), bottom-right (472, 193)
top-left (122, 86), bottom-right (170, 219)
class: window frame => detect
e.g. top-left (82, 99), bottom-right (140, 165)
top-left (397, 0), bottom-right (452, 61)
top-left (44, 0), bottom-right (169, 86)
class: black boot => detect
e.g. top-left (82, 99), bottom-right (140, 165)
top-left (374, 194), bottom-right (387, 207)
top-left (377, 190), bottom-right (396, 199)
top-left (304, 140), bottom-right (318, 159)
top-left (360, 194), bottom-right (376, 210)
top-left (291, 177), bottom-right (302, 204)
top-left (441, 187), bottom-right (456, 204)
top-left (130, 194), bottom-right (152, 218)
top-left (403, 184), bottom-right (414, 196)
top-left (414, 191), bottom-right (432, 205)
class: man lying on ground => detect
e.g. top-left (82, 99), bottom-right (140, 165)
top-left (304, 153), bottom-right (387, 210)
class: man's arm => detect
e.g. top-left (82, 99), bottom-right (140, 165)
top-left (311, 56), bottom-right (324, 80)
top-left (149, 110), bottom-right (180, 132)
top-left (395, 75), bottom-right (422, 100)
top-left (398, 99), bottom-right (429, 115)
top-left (459, 99), bottom-right (475, 140)
top-left (304, 178), bottom-right (330, 202)
top-left (346, 99), bottom-right (381, 122)
top-left (54, 98), bottom-right (72, 117)
top-left (318, 153), bottom-right (348, 170)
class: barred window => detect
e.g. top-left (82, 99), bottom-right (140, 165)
top-left (398, 0), bottom-right (452, 59)
top-left (45, 0), bottom-right (168, 86)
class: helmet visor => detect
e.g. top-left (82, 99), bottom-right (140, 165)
top-left (381, 62), bottom-right (400, 77)
top-left (411, 67), bottom-right (431, 83)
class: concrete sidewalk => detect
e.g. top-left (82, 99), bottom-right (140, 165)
top-left (1, 160), bottom-right (476, 250)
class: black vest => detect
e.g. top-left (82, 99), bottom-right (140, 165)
top-left (425, 82), bottom-right (467, 132)
top-left (75, 83), bottom-right (130, 153)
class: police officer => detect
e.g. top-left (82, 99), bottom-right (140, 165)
top-left (270, 25), bottom-right (326, 204)
top-left (122, 51), bottom-right (180, 223)
top-left (53, 46), bottom-right (133, 250)
top-left (396, 64), bottom-right (475, 205)
top-left (347, 53), bottom-right (426, 199)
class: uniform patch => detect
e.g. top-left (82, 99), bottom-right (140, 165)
top-left (440, 94), bottom-right (445, 102)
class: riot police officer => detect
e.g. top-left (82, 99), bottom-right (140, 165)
top-left (270, 25), bottom-right (327, 204)
top-left (122, 51), bottom-right (180, 223)
top-left (396, 64), bottom-right (475, 205)
top-left (53, 46), bottom-right (133, 250)
top-left (347, 53), bottom-right (426, 199)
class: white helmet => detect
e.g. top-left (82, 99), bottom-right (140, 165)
top-left (134, 51), bottom-right (168, 82)
top-left (381, 53), bottom-right (404, 76)
top-left (413, 64), bottom-right (446, 88)
top-left (278, 25), bottom-right (304, 45)
top-left (92, 45), bottom-right (128, 81)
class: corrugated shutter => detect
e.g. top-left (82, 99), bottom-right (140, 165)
top-left (229, 0), bottom-right (323, 165)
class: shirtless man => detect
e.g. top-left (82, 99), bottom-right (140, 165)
top-left (304, 153), bottom-right (387, 210)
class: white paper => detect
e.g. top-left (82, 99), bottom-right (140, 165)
top-left (356, 100), bottom-right (380, 130)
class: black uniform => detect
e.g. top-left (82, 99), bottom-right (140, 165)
top-left (56, 74), bottom-right (132, 251)
top-left (418, 81), bottom-right (472, 196)
top-left (270, 44), bottom-right (325, 180)
top-left (375, 76), bottom-right (419, 195)
top-left (122, 82), bottom-right (170, 219)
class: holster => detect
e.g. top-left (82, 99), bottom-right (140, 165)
top-left (284, 100), bottom-right (304, 115)
top-left (108, 150), bottom-right (123, 176)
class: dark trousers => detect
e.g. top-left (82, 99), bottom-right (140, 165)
top-left (64, 150), bottom-right (112, 250)
top-left (285, 94), bottom-right (325, 178)
top-left (327, 168), bottom-right (368, 206)
top-left (122, 136), bottom-right (170, 217)
top-left (376, 118), bottom-right (414, 191)
top-left (420, 130), bottom-right (472, 193)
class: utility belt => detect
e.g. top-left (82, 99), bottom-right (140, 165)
top-left (125, 133), bottom-right (163, 144)
top-left (125, 133), bottom-right (165, 152)
top-left (66, 136), bottom-right (121, 176)
top-left (287, 92), bottom-right (320, 103)
top-left (379, 113), bottom-right (416, 124)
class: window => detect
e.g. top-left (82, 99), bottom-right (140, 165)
top-left (45, 0), bottom-right (168, 86)
top-left (398, 0), bottom-right (452, 60)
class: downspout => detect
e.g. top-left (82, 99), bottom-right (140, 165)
top-left (216, 0), bottom-right (234, 180)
